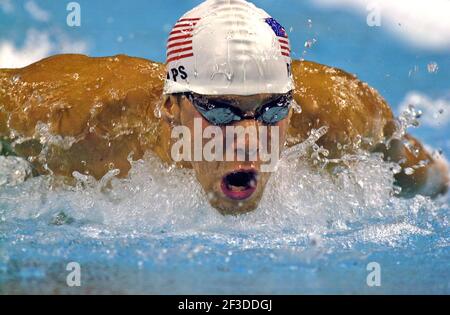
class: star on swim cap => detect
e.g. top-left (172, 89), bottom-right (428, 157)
top-left (164, 0), bottom-right (294, 96)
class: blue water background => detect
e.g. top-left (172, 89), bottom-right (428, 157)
top-left (0, 0), bottom-right (449, 294)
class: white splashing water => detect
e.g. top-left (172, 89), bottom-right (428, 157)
top-left (0, 143), bottom-right (446, 239)
top-left (0, 106), bottom-right (448, 294)
top-left (0, 102), bottom-right (447, 237)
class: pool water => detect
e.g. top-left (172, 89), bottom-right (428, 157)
top-left (0, 0), bottom-right (449, 295)
top-left (0, 145), bottom-right (448, 294)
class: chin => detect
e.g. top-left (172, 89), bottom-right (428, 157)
top-left (209, 195), bottom-right (262, 215)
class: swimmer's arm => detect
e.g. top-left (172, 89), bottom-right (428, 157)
top-left (0, 54), bottom-right (167, 179)
top-left (373, 134), bottom-right (449, 198)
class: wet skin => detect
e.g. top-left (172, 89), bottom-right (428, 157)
top-left (163, 93), bottom-right (291, 214)
top-left (0, 54), bottom-right (448, 214)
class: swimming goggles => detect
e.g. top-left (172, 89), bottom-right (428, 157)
top-left (184, 92), bottom-right (293, 126)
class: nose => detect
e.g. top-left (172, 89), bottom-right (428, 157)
top-left (231, 119), bottom-right (260, 162)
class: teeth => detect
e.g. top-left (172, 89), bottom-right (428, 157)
top-left (228, 184), bottom-right (246, 192)
top-left (224, 171), bottom-right (257, 193)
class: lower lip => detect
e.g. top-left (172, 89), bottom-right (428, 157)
top-left (220, 174), bottom-right (257, 201)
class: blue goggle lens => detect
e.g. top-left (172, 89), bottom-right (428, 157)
top-left (189, 93), bottom-right (292, 126)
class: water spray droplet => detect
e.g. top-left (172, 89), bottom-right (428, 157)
top-left (292, 100), bottom-right (302, 114)
top-left (304, 39), bottom-right (316, 48)
top-left (427, 62), bottom-right (438, 73)
top-left (11, 74), bottom-right (21, 84)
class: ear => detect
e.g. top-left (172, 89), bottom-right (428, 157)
top-left (161, 94), bottom-right (181, 125)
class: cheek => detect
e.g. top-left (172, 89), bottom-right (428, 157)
top-left (192, 163), bottom-right (221, 192)
top-left (259, 172), bottom-right (271, 185)
top-left (179, 105), bottom-right (221, 181)
top-left (179, 103), bottom-right (200, 129)
top-left (180, 103), bottom-right (205, 155)
top-left (276, 119), bottom-right (289, 147)
top-left (265, 120), bottom-right (289, 152)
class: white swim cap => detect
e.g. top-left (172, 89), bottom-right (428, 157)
top-left (164, 0), bottom-right (294, 96)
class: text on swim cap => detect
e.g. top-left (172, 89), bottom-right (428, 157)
top-left (167, 65), bottom-right (188, 82)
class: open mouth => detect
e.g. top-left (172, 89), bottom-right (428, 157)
top-left (221, 170), bottom-right (258, 201)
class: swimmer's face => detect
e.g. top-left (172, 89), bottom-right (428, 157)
top-left (165, 93), bottom-right (291, 215)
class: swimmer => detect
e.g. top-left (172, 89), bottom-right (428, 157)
top-left (0, 0), bottom-right (448, 214)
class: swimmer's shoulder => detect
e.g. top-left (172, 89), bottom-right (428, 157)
top-left (0, 54), bottom-right (169, 178)
top-left (1, 54), bottom-right (166, 137)
top-left (288, 60), bottom-right (394, 157)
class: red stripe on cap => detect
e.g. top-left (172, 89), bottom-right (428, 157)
top-left (167, 53), bottom-right (194, 63)
top-left (168, 34), bottom-right (193, 42)
top-left (170, 28), bottom-right (194, 35)
top-left (167, 40), bottom-right (193, 49)
top-left (279, 39), bottom-right (289, 45)
top-left (280, 45), bottom-right (291, 52)
top-left (167, 46), bottom-right (193, 57)
top-left (178, 18), bottom-right (200, 22)
top-left (281, 52), bottom-right (290, 57)
top-left (173, 23), bottom-right (197, 29)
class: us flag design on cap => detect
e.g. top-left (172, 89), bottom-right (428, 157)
top-left (265, 17), bottom-right (290, 58)
top-left (166, 18), bottom-right (200, 63)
